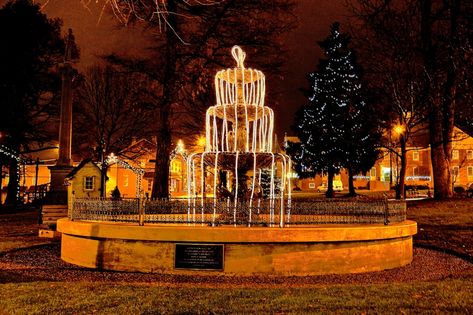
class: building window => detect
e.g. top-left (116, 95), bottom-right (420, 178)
top-left (468, 166), bottom-right (473, 178)
top-left (452, 150), bottom-right (459, 160)
top-left (467, 150), bottom-right (473, 160)
top-left (147, 180), bottom-right (152, 192)
top-left (413, 167), bottom-right (418, 176)
top-left (83, 176), bottom-right (95, 191)
top-left (308, 183), bottom-right (315, 189)
top-left (123, 175), bottom-right (129, 187)
top-left (171, 160), bottom-right (181, 173)
top-left (412, 151), bottom-right (419, 161)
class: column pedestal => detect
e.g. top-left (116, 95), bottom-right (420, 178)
top-left (47, 165), bottom-right (74, 204)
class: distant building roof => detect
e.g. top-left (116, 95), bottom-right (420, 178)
top-left (66, 158), bottom-right (103, 179)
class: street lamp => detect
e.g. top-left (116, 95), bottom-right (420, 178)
top-left (197, 136), bottom-right (206, 148)
top-left (393, 124), bottom-right (405, 136)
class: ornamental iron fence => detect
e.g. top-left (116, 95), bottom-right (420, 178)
top-left (70, 197), bottom-right (406, 227)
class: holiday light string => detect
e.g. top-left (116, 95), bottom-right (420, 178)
top-left (105, 153), bottom-right (144, 198)
top-left (293, 23), bottom-right (374, 182)
top-left (188, 46), bottom-right (291, 226)
top-left (0, 145), bottom-right (24, 201)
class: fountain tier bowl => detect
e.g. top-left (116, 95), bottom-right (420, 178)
top-left (57, 218), bottom-right (416, 276)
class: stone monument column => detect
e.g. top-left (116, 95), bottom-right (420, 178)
top-left (48, 29), bottom-right (76, 203)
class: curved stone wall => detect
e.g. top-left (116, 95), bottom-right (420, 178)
top-left (57, 219), bottom-right (417, 276)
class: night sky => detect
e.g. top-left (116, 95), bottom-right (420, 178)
top-left (20, 0), bottom-right (349, 137)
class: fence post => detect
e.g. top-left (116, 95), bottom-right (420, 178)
top-left (138, 197), bottom-right (144, 226)
top-left (69, 193), bottom-right (75, 221)
top-left (384, 197), bottom-right (389, 225)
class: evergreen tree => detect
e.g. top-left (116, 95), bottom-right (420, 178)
top-left (0, 0), bottom-right (72, 204)
top-left (289, 22), bottom-right (380, 197)
top-left (342, 91), bottom-right (381, 196)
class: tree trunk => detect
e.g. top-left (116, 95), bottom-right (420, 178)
top-left (98, 144), bottom-right (107, 198)
top-left (100, 165), bottom-right (108, 198)
top-left (5, 158), bottom-right (19, 205)
top-left (347, 167), bottom-right (356, 197)
top-left (325, 167), bottom-right (335, 198)
top-left (430, 105), bottom-right (453, 198)
top-left (151, 0), bottom-right (178, 200)
top-left (421, 0), bottom-right (457, 199)
top-left (396, 136), bottom-right (407, 199)
top-left (151, 107), bottom-right (172, 199)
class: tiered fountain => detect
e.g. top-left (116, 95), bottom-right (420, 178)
top-left (57, 46), bottom-right (416, 276)
top-left (187, 46), bottom-right (291, 227)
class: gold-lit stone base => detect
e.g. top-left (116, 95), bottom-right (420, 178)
top-left (57, 219), bottom-right (416, 276)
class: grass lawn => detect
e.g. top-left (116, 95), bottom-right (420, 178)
top-left (0, 210), bottom-right (54, 253)
top-left (0, 198), bottom-right (472, 314)
top-left (0, 279), bottom-right (472, 314)
top-left (408, 198), bottom-right (473, 261)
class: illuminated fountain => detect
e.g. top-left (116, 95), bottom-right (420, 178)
top-left (187, 46), bottom-right (291, 227)
top-left (57, 46), bottom-right (416, 276)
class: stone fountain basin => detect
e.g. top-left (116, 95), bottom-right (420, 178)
top-left (57, 218), bottom-right (416, 276)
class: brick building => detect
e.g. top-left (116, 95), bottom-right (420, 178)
top-left (286, 126), bottom-right (473, 192)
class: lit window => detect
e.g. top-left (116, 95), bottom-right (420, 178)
top-left (123, 175), bottom-right (129, 187)
top-left (467, 150), bottom-right (473, 160)
top-left (308, 183), bottom-right (315, 189)
top-left (412, 151), bottom-right (419, 161)
top-left (468, 166), bottom-right (473, 178)
top-left (147, 180), bottom-right (152, 191)
top-left (83, 176), bottom-right (95, 191)
top-left (452, 150), bottom-right (459, 160)
top-left (170, 179), bottom-right (176, 192)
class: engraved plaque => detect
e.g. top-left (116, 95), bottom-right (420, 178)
top-left (174, 244), bottom-right (224, 270)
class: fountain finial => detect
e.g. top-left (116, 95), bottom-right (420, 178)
top-left (231, 45), bottom-right (246, 69)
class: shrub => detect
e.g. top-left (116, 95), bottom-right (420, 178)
top-left (454, 186), bottom-right (465, 194)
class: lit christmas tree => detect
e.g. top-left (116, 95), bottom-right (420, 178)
top-left (342, 90), bottom-right (381, 196)
top-left (289, 22), bottom-right (380, 197)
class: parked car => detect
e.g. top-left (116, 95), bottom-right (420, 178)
top-left (317, 181), bottom-right (343, 192)
top-left (316, 183), bottom-right (327, 192)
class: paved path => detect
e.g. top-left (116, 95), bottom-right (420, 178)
top-left (0, 243), bottom-right (471, 287)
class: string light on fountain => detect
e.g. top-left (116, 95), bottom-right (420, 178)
top-left (187, 45), bottom-right (291, 227)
